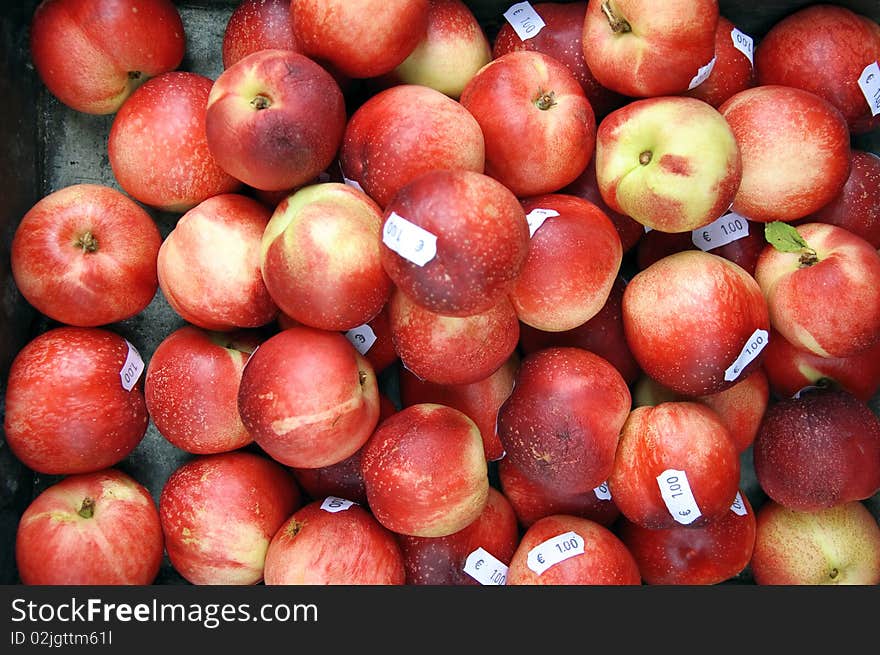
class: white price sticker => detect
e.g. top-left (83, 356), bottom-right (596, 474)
top-left (345, 324), bottom-right (377, 355)
top-left (120, 340), bottom-right (145, 391)
top-left (594, 481), bottom-right (612, 501)
top-left (463, 547), bottom-right (509, 586)
top-left (526, 531), bottom-right (585, 575)
top-left (691, 211), bottom-right (750, 251)
top-left (503, 2), bottom-right (546, 41)
top-left (730, 28), bottom-right (754, 66)
top-left (320, 496), bottom-right (356, 513)
top-left (382, 211), bottom-right (438, 267)
top-left (724, 328), bottom-right (769, 382)
top-left (858, 61), bottom-right (880, 117)
top-left (688, 56), bottom-right (717, 90)
top-left (525, 208), bottom-right (559, 237)
top-left (656, 469), bottom-right (702, 525)
top-left (730, 491), bottom-right (748, 516)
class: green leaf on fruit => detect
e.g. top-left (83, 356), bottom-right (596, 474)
top-left (764, 221), bottom-right (809, 253)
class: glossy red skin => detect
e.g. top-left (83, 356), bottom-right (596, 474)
top-left (398, 352), bottom-right (518, 461)
top-left (145, 326), bottom-right (262, 454)
top-left (609, 402), bottom-right (741, 530)
top-left (492, 1), bottom-right (626, 119)
top-left (511, 194), bottom-right (623, 332)
top-left (506, 514), bottom-right (641, 585)
top-left (16, 469), bottom-right (163, 585)
top-left (264, 501), bottom-right (405, 585)
top-left (11, 183), bottom-right (160, 327)
top-left (238, 326), bottom-right (381, 469)
top-left (360, 403), bottom-right (489, 538)
top-left (339, 84), bottom-right (485, 209)
top-left (4, 327), bottom-right (148, 475)
top-left (623, 250), bottom-right (770, 396)
top-left (753, 389), bottom-right (880, 511)
top-left (798, 150), bottom-right (880, 249)
top-left (518, 275), bottom-right (641, 386)
top-left (497, 457), bottom-right (620, 529)
top-left (290, 0), bottom-right (429, 79)
top-left (380, 169), bottom-right (530, 317)
top-left (159, 451), bottom-right (301, 585)
top-left (497, 346), bottom-right (632, 496)
top-left (396, 487), bottom-right (519, 585)
top-left (108, 71), bottom-right (241, 212)
top-left (718, 85), bottom-right (852, 223)
top-left (684, 15), bottom-right (756, 108)
top-left (158, 193), bottom-right (278, 331)
top-left (222, 0), bottom-right (299, 68)
top-left (618, 491), bottom-right (756, 585)
top-left (459, 50), bottom-right (596, 198)
top-left (29, 0), bottom-right (185, 114)
top-left (755, 4), bottom-right (880, 135)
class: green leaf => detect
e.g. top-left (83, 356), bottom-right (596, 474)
top-left (764, 221), bottom-right (810, 253)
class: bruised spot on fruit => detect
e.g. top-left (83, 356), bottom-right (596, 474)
top-left (285, 519), bottom-right (305, 538)
top-left (73, 231), bottom-right (98, 253)
top-left (77, 497), bottom-right (96, 519)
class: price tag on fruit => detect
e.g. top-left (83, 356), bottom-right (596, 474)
top-left (382, 211), bottom-right (438, 267)
top-left (120, 340), bottom-right (145, 391)
top-left (345, 324), bottom-right (377, 355)
top-left (526, 531), bottom-right (585, 575)
top-left (692, 211), bottom-right (750, 251)
top-left (688, 56), bottom-right (716, 90)
top-left (463, 547), bottom-right (509, 586)
top-left (724, 328), bottom-right (769, 382)
top-left (320, 496), bottom-right (356, 513)
top-left (593, 481), bottom-right (612, 501)
top-left (858, 60), bottom-right (880, 116)
top-left (503, 2), bottom-right (546, 41)
top-left (656, 469), bottom-right (702, 525)
top-left (730, 27), bottom-right (754, 66)
top-left (730, 491), bottom-right (748, 516)
top-left (525, 207), bottom-right (559, 237)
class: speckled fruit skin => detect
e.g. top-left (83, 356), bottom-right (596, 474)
top-left (618, 490), bottom-right (756, 585)
top-left (506, 514), bottom-right (641, 585)
top-left (496, 346), bottom-right (631, 496)
top-left (396, 487), bottom-right (519, 585)
top-left (16, 469), bottom-right (164, 585)
top-left (608, 401), bottom-right (741, 530)
top-left (753, 389), bottom-right (880, 511)
top-left (361, 403), bottom-right (489, 538)
top-left (622, 250), bottom-right (770, 396)
top-left (683, 15), bottom-right (757, 108)
top-left (221, 0), bottom-right (299, 69)
top-left (380, 169), bottom-right (530, 317)
top-left (263, 500), bottom-right (405, 585)
top-left (751, 500), bottom-right (880, 585)
top-left (159, 451), bottom-right (301, 585)
top-left (3, 327), bottom-right (148, 475)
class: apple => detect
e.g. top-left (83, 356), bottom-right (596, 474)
top-left (15, 469), bottom-right (163, 585)
top-left (459, 50), bottom-right (596, 198)
top-left (751, 500), bottom-right (880, 585)
top-left (752, 388), bottom-right (880, 511)
top-left (11, 183), bottom-right (161, 327)
top-left (339, 83), bottom-right (485, 208)
top-left (506, 514), bottom-right (641, 585)
top-left (581, 0), bottom-right (718, 98)
top-left (222, 0), bottom-right (299, 69)
top-left (238, 325), bottom-right (381, 469)
top-left (4, 327), bottom-right (148, 475)
top-left (379, 168), bottom-right (530, 317)
top-left (29, 0), bottom-right (185, 114)
top-left (108, 71), bottom-right (241, 212)
top-left (496, 346), bottom-right (631, 496)
top-left (718, 85), bottom-right (852, 223)
top-left (263, 498), bottom-right (405, 585)
top-left (159, 451), bottom-right (301, 585)
top-left (594, 95), bottom-right (742, 233)
top-left (684, 15), bottom-right (756, 108)
top-left (361, 403), bottom-right (489, 538)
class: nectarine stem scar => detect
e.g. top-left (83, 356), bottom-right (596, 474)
top-left (602, 1), bottom-right (631, 33)
top-left (535, 90), bottom-right (557, 110)
top-left (74, 231), bottom-right (98, 253)
top-left (78, 497), bottom-right (95, 519)
top-left (639, 150), bottom-right (652, 165)
top-left (251, 95), bottom-right (271, 110)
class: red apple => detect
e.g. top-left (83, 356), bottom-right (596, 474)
top-left (684, 15), bottom-right (756, 108)
top-left (15, 469), bottom-right (163, 585)
top-left (108, 71), bottom-right (241, 212)
top-left (29, 0), bottom-right (185, 114)
top-left (459, 50), bottom-right (596, 197)
top-left (11, 183), bottom-right (161, 327)
top-left (222, 0), bottom-right (299, 68)
top-left (159, 451), bottom-right (301, 585)
top-left (4, 327), bottom-right (148, 475)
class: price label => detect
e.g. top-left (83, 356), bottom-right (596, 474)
top-left (688, 56), bottom-right (717, 90)
top-left (525, 208), bottom-right (559, 237)
top-left (859, 61), bottom-right (880, 117)
top-left (656, 469), bottom-right (702, 525)
top-left (503, 1), bottom-right (546, 41)
top-left (320, 496), bottom-right (356, 513)
top-left (120, 340), bottom-right (145, 391)
top-left (691, 211), bottom-right (750, 251)
top-left (382, 211), bottom-right (438, 267)
top-left (793, 384), bottom-right (822, 399)
top-left (730, 491), bottom-right (748, 517)
top-left (345, 324), bottom-right (377, 355)
top-left (593, 481), bottom-right (612, 501)
top-left (724, 328), bottom-right (769, 382)
top-left (730, 28), bottom-right (754, 66)
top-left (463, 547), bottom-right (509, 586)
top-left (526, 531), bottom-right (585, 575)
